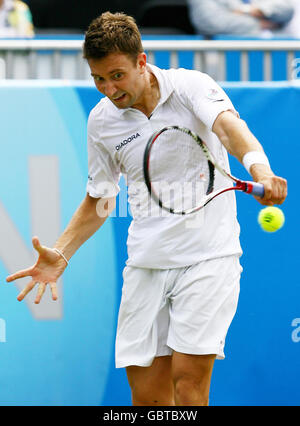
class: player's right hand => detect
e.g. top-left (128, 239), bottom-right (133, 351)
top-left (6, 236), bottom-right (68, 304)
top-left (255, 174), bottom-right (287, 206)
top-left (250, 164), bottom-right (287, 206)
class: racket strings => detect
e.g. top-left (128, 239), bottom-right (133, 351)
top-left (148, 129), bottom-right (213, 213)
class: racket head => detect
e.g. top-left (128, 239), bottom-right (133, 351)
top-left (143, 126), bottom-right (216, 215)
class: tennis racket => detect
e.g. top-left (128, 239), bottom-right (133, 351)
top-left (143, 126), bottom-right (264, 215)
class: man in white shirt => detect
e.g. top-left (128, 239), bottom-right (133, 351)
top-left (86, 63), bottom-right (243, 269)
top-left (6, 12), bottom-right (287, 406)
top-left (187, 0), bottom-right (294, 37)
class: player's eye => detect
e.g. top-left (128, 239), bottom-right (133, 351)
top-left (93, 75), bottom-right (103, 82)
top-left (113, 73), bottom-right (123, 80)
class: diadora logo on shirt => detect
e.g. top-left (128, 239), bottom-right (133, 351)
top-left (115, 133), bottom-right (141, 151)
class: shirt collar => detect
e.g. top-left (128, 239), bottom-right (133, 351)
top-left (147, 63), bottom-right (174, 106)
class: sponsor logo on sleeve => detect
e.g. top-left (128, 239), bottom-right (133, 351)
top-left (206, 88), bottom-right (225, 102)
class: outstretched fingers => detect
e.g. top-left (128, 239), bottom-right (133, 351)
top-left (34, 282), bottom-right (58, 304)
top-left (17, 281), bottom-right (58, 304)
top-left (6, 237), bottom-right (61, 303)
top-left (32, 236), bottom-right (45, 255)
top-left (6, 267), bottom-right (33, 283)
top-left (35, 282), bottom-right (58, 303)
top-left (49, 282), bottom-right (58, 301)
top-left (34, 283), bottom-right (46, 304)
top-left (17, 280), bottom-right (36, 302)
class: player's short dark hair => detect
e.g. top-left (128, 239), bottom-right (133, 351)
top-left (83, 11), bottom-right (144, 63)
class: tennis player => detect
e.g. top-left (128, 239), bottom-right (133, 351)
top-left (6, 12), bottom-right (287, 406)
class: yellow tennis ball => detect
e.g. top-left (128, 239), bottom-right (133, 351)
top-left (258, 206), bottom-right (285, 232)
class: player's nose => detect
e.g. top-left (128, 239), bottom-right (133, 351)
top-left (104, 81), bottom-right (118, 98)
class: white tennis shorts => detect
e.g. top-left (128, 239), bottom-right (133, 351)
top-left (115, 255), bottom-right (242, 368)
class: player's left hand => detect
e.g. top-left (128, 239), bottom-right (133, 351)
top-left (6, 236), bottom-right (67, 304)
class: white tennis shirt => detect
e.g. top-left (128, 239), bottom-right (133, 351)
top-left (86, 64), bottom-right (242, 268)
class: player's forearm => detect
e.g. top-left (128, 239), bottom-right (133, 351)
top-left (53, 194), bottom-right (115, 261)
top-left (213, 112), bottom-right (263, 159)
top-left (213, 111), bottom-right (273, 177)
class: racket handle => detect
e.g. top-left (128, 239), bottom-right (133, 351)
top-left (246, 181), bottom-right (265, 198)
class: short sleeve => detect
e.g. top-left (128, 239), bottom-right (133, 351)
top-left (176, 70), bottom-right (239, 130)
top-left (86, 112), bottom-right (120, 198)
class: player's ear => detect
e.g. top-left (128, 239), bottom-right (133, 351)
top-left (137, 53), bottom-right (147, 73)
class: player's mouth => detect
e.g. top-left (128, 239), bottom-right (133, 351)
top-left (112, 93), bottom-right (127, 103)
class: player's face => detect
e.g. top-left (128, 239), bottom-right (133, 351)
top-left (88, 52), bottom-right (147, 109)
